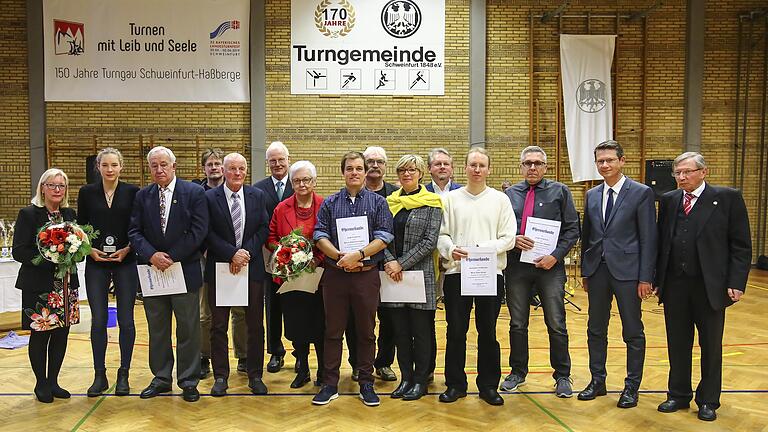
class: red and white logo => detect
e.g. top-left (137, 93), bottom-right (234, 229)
top-left (53, 20), bottom-right (85, 55)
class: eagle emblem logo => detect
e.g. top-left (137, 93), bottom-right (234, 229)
top-left (381, 0), bottom-right (422, 38)
top-left (576, 79), bottom-right (607, 113)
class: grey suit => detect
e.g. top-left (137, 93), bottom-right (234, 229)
top-left (581, 176), bottom-right (657, 387)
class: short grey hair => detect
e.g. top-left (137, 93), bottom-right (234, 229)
top-left (363, 146), bottom-right (388, 162)
top-left (266, 141), bottom-right (290, 158)
top-left (223, 152), bottom-right (247, 169)
top-left (289, 160), bottom-right (317, 179)
top-left (673, 152), bottom-right (707, 169)
top-left (520, 146), bottom-right (547, 163)
top-left (32, 168), bottom-right (70, 208)
top-left (427, 148), bottom-right (452, 167)
top-left (147, 146), bottom-right (176, 164)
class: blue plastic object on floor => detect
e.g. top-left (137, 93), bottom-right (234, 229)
top-left (106, 306), bottom-right (118, 328)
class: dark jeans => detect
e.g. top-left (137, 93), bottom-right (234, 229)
top-left (322, 266), bottom-right (380, 387)
top-left (374, 307), bottom-right (396, 368)
top-left (209, 280), bottom-right (265, 379)
top-left (443, 273), bottom-right (503, 392)
top-left (29, 327), bottom-right (69, 388)
top-left (265, 279), bottom-right (286, 356)
top-left (663, 274), bottom-right (725, 409)
top-left (505, 263), bottom-right (570, 380)
top-left (391, 308), bottom-right (434, 384)
top-left (587, 263), bottom-right (645, 387)
top-left (85, 263), bottom-right (138, 370)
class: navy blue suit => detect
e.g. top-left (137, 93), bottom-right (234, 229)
top-left (128, 177), bottom-right (209, 389)
top-left (425, 181), bottom-right (461, 193)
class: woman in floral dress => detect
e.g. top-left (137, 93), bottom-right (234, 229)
top-left (13, 168), bottom-right (80, 403)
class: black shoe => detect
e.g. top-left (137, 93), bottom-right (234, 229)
top-left (294, 358), bottom-right (302, 373)
top-left (351, 369), bottom-right (359, 382)
top-left (237, 358), bottom-right (247, 374)
top-left (617, 385), bottom-right (639, 408)
top-left (658, 399), bottom-right (690, 413)
top-left (439, 387), bottom-right (467, 403)
top-left (390, 381), bottom-right (412, 399)
top-left (210, 378), bottom-right (228, 397)
top-left (577, 380), bottom-right (607, 401)
top-left (375, 366), bottom-right (397, 381)
top-left (115, 368), bottom-right (130, 396)
top-left (34, 383), bottom-right (53, 403)
top-left (249, 377), bottom-right (268, 395)
top-left (182, 386), bottom-right (200, 402)
top-left (200, 356), bottom-right (211, 379)
top-left (291, 372), bottom-right (311, 389)
top-left (51, 385), bottom-right (71, 399)
top-left (87, 371), bottom-right (109, 397)
top-left (402, 383), bottom-right (427, 401)
top-left (267, 354), bottom-right (284, 373)
top-left (698, 404), bottom-right (717, 421)
top-left (479, 388), bottom-right (505, 406)
top-left (139, 382), bottom-right (172, 399)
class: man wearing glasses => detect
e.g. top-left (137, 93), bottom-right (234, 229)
top-left (654, 152), bottom-right (751, 421)
top-left (500, 146), bottom-right (579, 398)
top-left (578, 140), bottom-right (657, 409)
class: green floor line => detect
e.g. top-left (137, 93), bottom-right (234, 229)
top-left (70, 383), bottom-right (117, 432)
top-left (521, 392), bottom-right (574, 432)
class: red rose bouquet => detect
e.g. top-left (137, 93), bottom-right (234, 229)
top-left (32, 218), bottom-right (98, 279)
top-left (268, 228), bottom-right (316, 282)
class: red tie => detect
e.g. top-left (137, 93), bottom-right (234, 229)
top-left (520, 185), bottom-right (535, 233)
top-left (683, 192), bottom-right (695, 215)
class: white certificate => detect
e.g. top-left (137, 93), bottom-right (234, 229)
top-left (460, 247), bottom-right (497, 296)
top-left (379, 271), bottom-right (427, 303)
top-left (277, 268), bottom-right (324, 295)
top-left (215, 263), bottom-right (249, 306)
top-left (519, 217), bottom-right (562, 264)
top-left (138, 262), bottom-right (187, 297)
top-left (336, 216), bottom-right (369, 253)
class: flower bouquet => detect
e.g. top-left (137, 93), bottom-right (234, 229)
top-left (32, 218), bottom-right (98, 279)
top-left (268, 228), bottom-right (316, 282)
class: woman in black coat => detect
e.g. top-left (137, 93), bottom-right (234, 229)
top-left (77, 148), bottom-right (139, 397)
top-left (13, 168), bottom-right (79, 403)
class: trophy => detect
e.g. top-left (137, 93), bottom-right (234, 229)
top-left (0, 219), bottom-right (8, 258)
top-left (101, 233), bottom-right (117, 254)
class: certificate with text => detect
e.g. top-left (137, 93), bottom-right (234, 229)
top-left (138, 262), bottom-right (187, 297)
top-left (336, 216), bottom-right (369, 253)
top-left (520, 217), bottom-right (562, 264)
top-left (379, 271), bottom-right (427, 303)
top-left (460, 247), bottom-right (497, 296)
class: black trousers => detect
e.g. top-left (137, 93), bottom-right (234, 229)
top-left (390, 307), bottom-right (434, 384)
top-left (265, 280), bottom-right (286, 356)
top-left (443, 273), bottom-right (503, 392)
top-left (586, 263), bottom-right (645, 387)
top-left (29, 327), bottom-right (70, 389)
top-left (663, 273), bottom-right (726, 408)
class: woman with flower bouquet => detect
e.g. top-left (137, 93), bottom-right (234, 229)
top-left (267, 161), bottom-right (325, 389)
top-left (13, 169), bottom-right (96, 403)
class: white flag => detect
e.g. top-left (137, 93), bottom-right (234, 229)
top-left (560, 35), bottom-right (616, 182)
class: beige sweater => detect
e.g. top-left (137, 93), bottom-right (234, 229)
top-left (437, 186), bottom-right (517, 275)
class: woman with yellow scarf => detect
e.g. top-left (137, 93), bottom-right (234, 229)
top-left (382, 154), bottom-right (443, 401)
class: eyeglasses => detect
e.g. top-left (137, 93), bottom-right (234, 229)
top-left (292, 177), bottom-right (314, 185)
top-left (596, 158), bottom-right (619, 166)
top-left (45, 183), bottom-right (67, 191)
top-left (396, 168), bottom-right (419, 175)
top-left (521, 161), bottom-right (546, 169)
top-left (268, 158), bottom-right (288, 166)
top-left (672, 168), bottom-right (703, 178)
top-left (366, 159), bottom-right (386, 166)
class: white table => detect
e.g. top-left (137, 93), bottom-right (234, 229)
top-left (0, 259), bottom-right (87, 313)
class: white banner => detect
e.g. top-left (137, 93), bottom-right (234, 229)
top-left (43, 0), bottom-right (249, 102)
top-left (291, 0), bottom-right (444, 95)
top-left (560, 35), bottom-right (616, 182)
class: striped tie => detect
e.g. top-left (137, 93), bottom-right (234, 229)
top-left (159, 186), bottom-right (167, 234)
top-left (232, 193), bottom-right (242, 248)
top-left (683, 192), bottom-right (695, 215)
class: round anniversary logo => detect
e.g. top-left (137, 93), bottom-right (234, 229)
top-left (381, 0), bottom-right (422, 38)
top-left (576, 79), bottom-right (607, 113)
top-left (315, 0), bottom-right (356, 38)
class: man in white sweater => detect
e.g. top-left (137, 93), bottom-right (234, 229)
top-left (436, 147), bottom-right (517, 406)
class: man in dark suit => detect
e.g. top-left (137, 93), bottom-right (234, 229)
top-left (578, 140), bottom-right (657, 408)
top-left (425, 147), bottom-right (461, 196)
top-left (655, 152), bottom-right (751, 422)
top-left (253, 141), bottom-right (293, 373)
top-left (128, 146), bottom-right (209, 402)
top-left (205, 152), bottom-right (271, 396)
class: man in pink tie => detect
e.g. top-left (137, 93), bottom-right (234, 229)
top-left (500, 146), bottom-right (580, 398)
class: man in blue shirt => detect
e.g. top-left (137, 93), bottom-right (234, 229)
top-left (312, 151), bottom-right (394, 407)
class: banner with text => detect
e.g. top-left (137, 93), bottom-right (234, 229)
top-left (44, 0), bottom-right (249, 102)
top-left (560, 35), bottom-right (616, 182)
top-left (291, 0), bottom-right (444, 95)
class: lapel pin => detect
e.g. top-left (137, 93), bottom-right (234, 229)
top-left (713, 201), bottom-right (717, 205)
top-left (173, 200), bottom-right (177, 204)
top-left (539, 203), bottom-right (543, 206)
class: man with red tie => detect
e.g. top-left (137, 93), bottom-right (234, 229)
top-left (500, 146), bottom-right (579, 398)
top-left (654, 152), bottom-right (751, 421)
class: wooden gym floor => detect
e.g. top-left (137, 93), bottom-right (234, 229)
top-left (0, 270), bottom-right (766, 432)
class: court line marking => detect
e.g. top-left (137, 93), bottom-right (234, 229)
top-left (70, 383), bottom-right (116, 432)
top-left (521, 392), bottom-right (574, 432)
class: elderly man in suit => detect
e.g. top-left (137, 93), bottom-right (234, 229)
top-left (205, 152), bottom-right (271, 396)
top-left (425, 147), bottom-right (461, 196)
top-left (254, 141), bottom-right (294, 373)
top-left (655, 152), bottom-right (751, 421)
top-left (578, 140), bottom-right (657, 408)
top-left (128, 146), bottom-right (209, 402)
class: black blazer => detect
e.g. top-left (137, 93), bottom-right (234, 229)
top-left (204, 185), bottom-right (270, 283)
top-left (254, 176), bottom-right (294, 218)
top-left (128, 178), bottom-right (209, 293)
top-left (655, 184), bottom-right (752, 310)
top-left (13, 206), bottom-right (79, 292)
